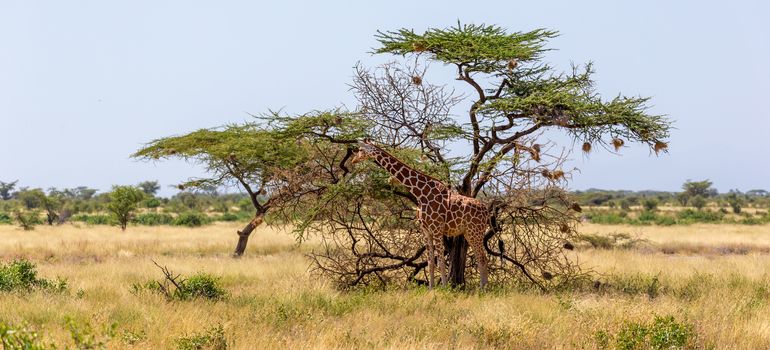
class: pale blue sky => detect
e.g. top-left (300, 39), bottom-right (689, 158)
top-left (1, 1), bottom-right (768, 196)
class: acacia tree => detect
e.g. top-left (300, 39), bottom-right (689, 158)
top-left (0, 180), bottom-right (17, 200)
top-left (107, 186), bottom-right (145, 231)
top-left (132, 123), bottom-right (353, 255)
top-left (135, 23), bottom-right (670, 289)
top-left (329, 23), bottom-right (671, 286)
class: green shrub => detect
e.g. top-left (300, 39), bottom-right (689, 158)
top-left (587, 212), bottom-right (626, 225)
top-left (689, 196), bottom-right (707, 210)
top-left (638, 210), bottom-right (658, 222)
top-left (213, 212), bottom-right (240, 222)
top-left (120, 330), bottom-right (147, 346)
top-left (133, 264), bottom-right (227, 301)
top-left (677, 209), bottom-right (723, 223)
top-left (144, 197), bottom-right (161, 209)
top-left (615, 321), bottom-right (648, 350)
top-left (654, 216), bottom-right (677, 226)
top-left (0, 259), bottom-right (67, 293)
top-left (72, 214), bottom-right (115, 226)
top-left (0, 322), bottom-right (52, 349)
top-left (741, 217), bottom-right (767, 225)
top-left (595, 314), bottom-right (693, 350)
top-left (648, 315), bottom-right (692, 349)
top-left (578, 233), bottom-right (644, 250)
top-left (605, 273), bottom-right (664, 297)
top-left (0, 212), bottom-right (11, 225)
top-left (642, 198), bottom-right (658, 211)
top-left (176, 274), bottom-right (228, 300)
top-left (13, 210), bottom-right (42, 230)
top-left (173, 212), bottom-right (209, 227)
top-left (65, 316), bottom-right (116, 350)
top-left (132, 212), bottom-right (174, 226)
top-left (174, 325), bottom-right (228, 350)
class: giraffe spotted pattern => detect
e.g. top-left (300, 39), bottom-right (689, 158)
top-left (351, 140), bottom-right (490, 288)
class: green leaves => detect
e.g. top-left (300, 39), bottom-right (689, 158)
top-left (376, 23), bottom-right (557, 73)
top-left (107, 186), bottom-right (145, 230)
top-left (482, 63), bottom-right (670, 147)
top-left (269, 110), bottom-right (370, 142)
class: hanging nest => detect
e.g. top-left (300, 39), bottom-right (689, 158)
top-left (411, 76), bottom-right (423, 85)
top-left (529, 148), bottom-right (541, 162)
top-left (177, 184), bottom-right (185, 190)
top-left (582, 142), bottom-right (592, 154)
top-left (554, 115), bottom-right (570, 126)
top-left (551, 170), bottom-right (565, 180)
top-left (412, 41), bottom-right (427, 52)
top-left (507, 59), bottom-right (518, 70)
top-left (570, 202), bottom-right (582, 212)
top-left (560, 223), bottom-right (571, 233)
top-left (541, 169), bottom-right (551, 179)
top-left (526, 144), bottom-right (541, 162)
top-left (612, 138), bottom-right (625, 152)
top-left (654, 141), bottom-right (668, 154)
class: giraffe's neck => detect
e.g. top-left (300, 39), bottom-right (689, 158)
top-left (370, 148), bottom-right (447, 202)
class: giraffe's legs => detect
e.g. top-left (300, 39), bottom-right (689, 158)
top-left (468, 230), bottom-right (489, 289)
top-left (434, 235), bottom-right (447, 286)
top-left (425, 231), bottom-right (436, 289)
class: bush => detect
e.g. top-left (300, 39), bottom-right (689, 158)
top-left (133, 263), bottom-right (227, 301)
top-left (586, 212), bottom-right (626, 225)
top-left (65, 316), bottom-right (116, 350)
top-left (212, 212), bottom-right (241, 222)
top-left (144, 197), bottom-right (161, 209)
top-left (619, 199), bottom-right (631, 211)
top-left (0, 259), bottom-right (67, 293)
top-left (13, 210), bottom-right (42, 231)
top-left (577, 233), bottom-right (644, 250)
top-left (654, 215), bottom-right (677, 226)
top-left (642, 198), bottom-right (658, 211)
top-left (689, 195), bottom-right (707, 210)
top-left (595, 314), bottom-right (693, 350)
top-left (173, 212), bottom-right (209, 227)
top-left (0, 322), bottom-right (52, 349)
top-left (133, 212), bottom-right (174, 226)
top-left (176, 274), bottom-right (228, 300)
top-left (72, 214), bottom-right (115, 226)
top-left (638, 210), bottom-right (658, 222)
top-left (677, 209), bottom-right (723, 223)
top-left (0, 212), bottom-right (11, 225)
top-left (174, 325), bottom-right (228, 350)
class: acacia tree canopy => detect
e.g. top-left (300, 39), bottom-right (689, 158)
top-left (133, 125), bottom-right (307, 210)
top-left (376, 23), bottom-right (670, 197)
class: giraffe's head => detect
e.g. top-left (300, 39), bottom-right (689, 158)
top-left (351, 140), bottom-right (378, 165)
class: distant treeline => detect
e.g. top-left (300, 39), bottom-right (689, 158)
top-left (1, 179), bottom-right (768, 229)
top-left (0, 180), bottom-right (257, 229)
top-left (573, 180), bottom-right (769, 209)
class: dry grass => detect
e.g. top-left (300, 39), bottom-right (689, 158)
top-left (1, 222), bottom-right (769, 349)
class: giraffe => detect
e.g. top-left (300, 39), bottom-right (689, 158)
top-left (350, 140), bottom-right (490, 288)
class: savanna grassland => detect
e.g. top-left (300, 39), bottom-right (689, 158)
top-left (1, 222), bottom-right (770, 349)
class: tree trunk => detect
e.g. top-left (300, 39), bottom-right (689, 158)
top-left (232, 213), bottom-right (265, 257)
top-left (447, 235), bottom-right (468, 287)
